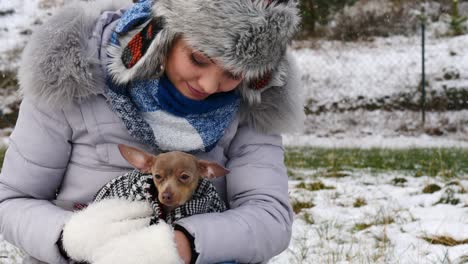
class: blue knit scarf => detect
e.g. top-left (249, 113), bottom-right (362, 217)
top-left (103, 1), bottom-right (240, 153)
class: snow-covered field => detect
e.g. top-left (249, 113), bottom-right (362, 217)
top-left (0, 169), bottom-right (466, 264)
top-left (271, 170), bottom-right (468, 264)
top-left (0, 0), bottom-right (467, 263)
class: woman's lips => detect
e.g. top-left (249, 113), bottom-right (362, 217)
top-left (186, 82), bottom-right (209, 99)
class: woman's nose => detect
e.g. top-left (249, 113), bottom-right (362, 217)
top-left (198, 69), bottom-right (223, 94)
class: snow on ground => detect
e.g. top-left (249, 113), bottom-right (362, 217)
top-left (0, 170), bottom-right (466, 264)
top-left (0, 0), bottom-right (58, 71)
top-left (0, 236), bottom-right (24, 264)
top-left (271, 170), bottom-right (468, 264)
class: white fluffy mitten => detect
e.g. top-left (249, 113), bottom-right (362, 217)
top-left (92, 222), bottom-right (183, 264)
top-left (61, 199), bottom-right (154, 262)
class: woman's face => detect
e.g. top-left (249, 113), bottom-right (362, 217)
top-left (165, 37), bottom-right (244, 101)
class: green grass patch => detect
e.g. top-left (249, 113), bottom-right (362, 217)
top-left (302, 211), bottom-right (315, 225)
top-left (291, 200), bottom-right (315, 214)
top-left (446, 180), bottom-right (466, 193)
top-left (353, 216), bottom-right (395, 233)
top-left (285, 147), bottom-right (468, 177)
top-left (296, 181), bottom-right (335, 191)
top-left (0, 148), bottom-right (5, 170)
top-left (353, 197), bottom-right (367, 207)
top-left (421, 235), bottom-right (468, 246)
top-left (391, 177), bottom-right (407, 186)
top-left (422, 184), bottom-right (442, 194)
top-left (435, 188), bottom-right (461, 205)
top-left (353, 223), bottom-right (372, 232)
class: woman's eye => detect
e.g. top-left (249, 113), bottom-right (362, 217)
top-left (190, 53), bottom-right (208, 66)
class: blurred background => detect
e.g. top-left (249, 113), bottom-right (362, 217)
top-left (289, 0), bottom-right (468, 147)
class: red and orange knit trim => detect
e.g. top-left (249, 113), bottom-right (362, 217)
top-left (121, 18), bottom-right (164, 69)
top-left (251, 72), bottom-right (272, 90)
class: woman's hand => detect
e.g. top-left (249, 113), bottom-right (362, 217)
top-left (174, 230), bottom-right (192, 264)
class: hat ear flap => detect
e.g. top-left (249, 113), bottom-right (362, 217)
top-left (250, 72), bottom-right (272, 91)
top-left (239, 53), bottom-right (290, 105)
top-left (107, 17), bottom-right (174, 84)
top-left (121, 18), bottom-right (164, 69)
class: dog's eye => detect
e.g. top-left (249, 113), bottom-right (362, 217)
top-left (154, 174), bottom-right (162, 180)
top-left (180, 174), bottom-right (190, 181)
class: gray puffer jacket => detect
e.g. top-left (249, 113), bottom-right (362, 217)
top-left (0, 0), bottom-right (304, 263)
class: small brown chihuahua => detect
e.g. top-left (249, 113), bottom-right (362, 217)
top-left (118, 144), bottom-right (229, 211)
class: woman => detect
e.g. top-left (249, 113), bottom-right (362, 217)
top-left (0, 0), bottom-right (304, 263)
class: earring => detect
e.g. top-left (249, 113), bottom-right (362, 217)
top-left (155, 63), bottom-right (165, 77)
top-left (159, 64), bottom-right (165, 73)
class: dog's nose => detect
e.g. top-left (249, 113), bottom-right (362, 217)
top-left (162, 192), bottom-right (172, 203)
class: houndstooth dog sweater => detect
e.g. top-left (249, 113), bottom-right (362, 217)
top-left (94, 170), bottom-right (227, 225)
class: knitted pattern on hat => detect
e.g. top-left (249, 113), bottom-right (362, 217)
top-left (94, 170), bottom-right (227, 225)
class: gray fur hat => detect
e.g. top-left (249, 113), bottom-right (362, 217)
top-left (107, 0), bottom-right (300, 104)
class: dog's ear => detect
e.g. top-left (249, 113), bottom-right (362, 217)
top-left (197, 160), bottom-right (230, 179)
top-left (118, 144), bottom-right (155, 173)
